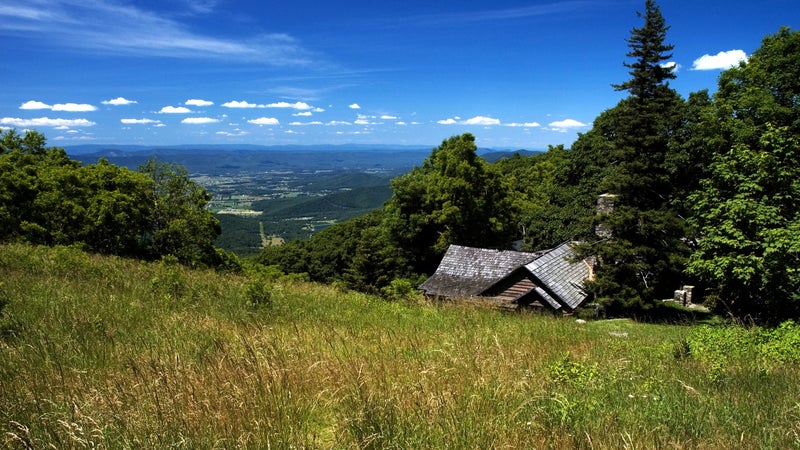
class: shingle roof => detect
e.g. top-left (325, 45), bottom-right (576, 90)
top-left (420, 242), bottom-right (591, 310)
top-left (418, 245), bottom-right (541, 297)
top-left (524, 242), bottom-right (589, 310)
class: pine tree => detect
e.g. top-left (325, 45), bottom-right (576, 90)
top-left (612, 0), bottom-right (676, 101)
top-left (577, 0), bottom-right (689, 312)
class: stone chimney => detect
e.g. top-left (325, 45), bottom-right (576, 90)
top-left (595, 193), bottom-right (617, 239)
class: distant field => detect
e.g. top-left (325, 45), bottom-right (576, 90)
top-left (2, 243), bottom-right (799, 448)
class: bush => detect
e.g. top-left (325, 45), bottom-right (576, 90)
top-left (244, 276), bottom-right (272, 308)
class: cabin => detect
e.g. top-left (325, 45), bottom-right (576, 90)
top-left (418, 242), bottom-right (593, 311)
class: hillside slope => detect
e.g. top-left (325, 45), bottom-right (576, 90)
top-left (1, 243), bottom-right (799, 448)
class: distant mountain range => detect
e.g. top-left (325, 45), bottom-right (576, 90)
top-left (64, 144), bottom-right (543, 175)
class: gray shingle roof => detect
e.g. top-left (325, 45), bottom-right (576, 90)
top-left (524, 242), bottom-right (589, 310)
top-left (420, 242), bottom-right (591, 310)
top-left (418, 245), bottom-right (541, 297)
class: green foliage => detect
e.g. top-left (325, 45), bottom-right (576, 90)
top-left (383, 133), bottom-right (516, 273)
top-left (564, 1), bottom-right (693, 310)
top-left (139, 158), bottom-right (222, 267)
top-left (686, 321), bottom-right (800, 382)
top-left (244, 275), bottom-right (273, 308)
top-left (380, 277), bottom-right (425, 302)
top-left (0, 130), bottom-right (228, 269)
top-left (494, 146), bottom-right (587, 250)
top-left (687, 28), bottom-right (800, 321)
top-left (612, 0), bottom-right (676, 100)
top-left (547, 353), bottom-right (599, 385)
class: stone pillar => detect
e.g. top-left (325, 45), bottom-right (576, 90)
top-left (595, 193), bottom-right (617, 239)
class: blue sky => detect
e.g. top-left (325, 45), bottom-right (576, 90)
top-left (1, 0), bottom-right (797, 150)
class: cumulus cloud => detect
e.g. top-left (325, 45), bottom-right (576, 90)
top-left (692, 50), bottom-right (747, 70)
top-left (160, 106), bottom-right (192, 113)
top-left (464, 116), bottom-right (500, 125)
top-left (349, 103), bottom-right (361, 109)
top-left (20, 101), bottom-right (97, 111)
top-left (438, 115), bottom-right (501, 126)
top-left (20, 100), bottom-right (52, 110)
top-left (102, 97), bottom-right (137, 105)
top-left (248, 117), bottom-right (280, 125)
top-left (186, 99), bottom-right (213, 106)
top-left (222, 100), bottom-right (263, 108)
top-left (52, 103), bottom-right (97, 112)
top-left (289, 121), bottom-right (323, 126)
top-left (380, 114), bottom-right (398, 120)
top-left (1, 117), bottom-right (96, 127)
top-left (293, 111), bottom-right (313, 117)
top-left (506, 121), bottom-right (541, 128)
top-left (267, 101), bottom-right (312, 110)
top-left (121, 118), bottom-right (160, 124)
top-left (548, 119), bottom-right (588, 132)
top-left (182, 117), bottom-right (219, 124)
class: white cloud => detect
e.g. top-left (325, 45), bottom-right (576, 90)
top-left (52, 103), bottom-right (97, 112)
top-left (20, 100), bottom-right (97, 111)
top-left (326, 120), bottom-right (352, 126)
top-left (438, 115), bottom-right (501, 126)
top-left (293, 111), bottom-right (313, 117)
top-left (182, 117), bottom-right (219, 124)
top-left (289, 121), bottom-right (323, 126)
top-left (267, 101), bottom-right (312, 110)
top-left (0, 1), bottom-right (313, 65)
top-left (506, 122), bottom-right (541, 128)
top-left (381, 114), bottom-right (398, 120)
top-left (160, 106), bottom-right (192, 113)
top-left (349, 103), bottom-right (361, 109)
top-left (692, 50), bottom-right (748, 70)
top-left (102, 97), bottom-right (137, 105)
top-left (0, 117), bottom-right (96, 127)
top-left (396, 121), bottom-right (407, 126)
top-left (463, 116), bottom-right (501, 126)
top-left (216, 130), bottom-right (249, 137)
top-left (248, 117), bottom-right (280, 125)
top-left (121, 118), bottom-right (160, 124)
top-left (186, 99), bottom-right (213, 106)
top-left (222, 100), bottom-right (263, 108)
top-left (20, 100), bottom-right (52, 110)
top-left (548, 119), bottom-right (588, 132)
top-left (312, 107), bottom-right (325, 113)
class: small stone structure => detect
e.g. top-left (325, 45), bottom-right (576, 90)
top-left (595, 193), bottom-right (617, 239)
top-left (673, 285), bottom-right (695, 306)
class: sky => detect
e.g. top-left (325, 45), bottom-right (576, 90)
top-left (0, 0), bottom-right (797, 150)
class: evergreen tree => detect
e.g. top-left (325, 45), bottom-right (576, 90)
top-left (574, 0), bottom-right (690, 311)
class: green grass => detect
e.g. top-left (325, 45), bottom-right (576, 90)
top-left (1, 243), bottom-right (799, 448)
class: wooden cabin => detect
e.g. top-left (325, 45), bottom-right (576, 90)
top-left (419, 242), bottom-right (592, 311)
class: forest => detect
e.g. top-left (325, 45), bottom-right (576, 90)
top-left (1, 2), bottom-right (799, 323)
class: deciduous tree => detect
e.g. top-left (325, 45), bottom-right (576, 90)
top-left (687, 28), bottom-right (800, 321)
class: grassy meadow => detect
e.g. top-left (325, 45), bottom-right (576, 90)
top-left (2, 243), bottom-right (800, 449)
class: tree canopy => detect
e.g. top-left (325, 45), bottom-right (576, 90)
top-left (382, 133), bottom-right (516, 274)
top-left (0, 129), bottom-right (226, 268)
top-left (687, 28), bottom-right (800, 321)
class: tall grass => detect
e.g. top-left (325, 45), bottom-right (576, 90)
top-left (1, 242), bottom-right (799, 448)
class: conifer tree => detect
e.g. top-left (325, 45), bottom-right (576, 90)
top-left (576, 0), bottom-right (689, 312)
